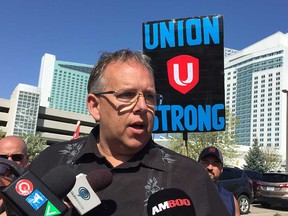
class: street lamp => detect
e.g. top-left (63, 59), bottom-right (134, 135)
top-left (282, 89), bottom-right (288, 172)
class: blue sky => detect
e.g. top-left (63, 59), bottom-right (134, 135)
top-left (1, 0), bottom-right (288, 99)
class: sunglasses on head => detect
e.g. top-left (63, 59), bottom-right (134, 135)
top-left (0, 154), bottom-right (24, 161)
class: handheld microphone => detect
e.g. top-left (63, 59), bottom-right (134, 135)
top-left (147, 188), bottom-right (196, 216)
top-left (0, 158), bottom-right (24, 189)
top-left (67, 169), bottom-right (113, 215)
top-left (2, 166), bottom-right (76, 216)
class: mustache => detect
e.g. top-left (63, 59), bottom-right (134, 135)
top-left (207, 169), bottom-right (215, 176)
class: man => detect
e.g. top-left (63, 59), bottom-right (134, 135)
top-left (0, 136), bottom-right (29, 169)
top-left (198, 146), bottom-right (240, 216)
top-left (28, 49), bottom-right (229, 215)
top-left (0, 136), bottom-right (29, 215)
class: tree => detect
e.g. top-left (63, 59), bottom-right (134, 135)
top-left (21, 133), bottom-right (48, 162)
top-left (168, 109), bottom-right (240, 165)
top-left (262, 147), bottom-right (282, 172)
top-left (243, 139), bottom-right (269, 173)
top-left (0, 130), bottom-right (5, 139)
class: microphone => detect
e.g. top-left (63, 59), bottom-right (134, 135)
top-left (67, 169), bottom-right (113, 215)
top-left (147, 188), bottom-right (196, 216)
top-left (0, 158), bottom-right (24, 177)
top-left (0, 158), bottom-right (24, 189)
top-left (2, 166), bottom-right (76, 216)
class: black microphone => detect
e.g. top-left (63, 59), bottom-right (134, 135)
top-left (0, 158), bottom-right (24, 178)
top-left (67, 169), bottom-right (113, 215)
top-left (147, 188), bottom-right (196, 216)
top-left (2, 166), bottom-right (76, 216)
top-left (0, 158), bottom-right (24, 190)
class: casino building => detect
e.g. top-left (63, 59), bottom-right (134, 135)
top-left (225, 32), bottom-right (288, 151)
top-left (39, 53), bottom-right (93, 115)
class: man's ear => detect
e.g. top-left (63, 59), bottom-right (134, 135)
top-left (23, 154), bottom-right (30, 168)
top-left (87, 93), bottom-right (100, 121)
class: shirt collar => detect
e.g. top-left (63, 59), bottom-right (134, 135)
top-left (74, 125), bottom-right (102, 162)
top-left (74, 125), bottom-right (168, 172)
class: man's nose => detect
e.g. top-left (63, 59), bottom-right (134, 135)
top-left (135, 94), bottom-right (148, 110)
top-left (207, 164), bottom-right (214, 170)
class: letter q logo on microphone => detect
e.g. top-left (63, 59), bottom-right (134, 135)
top-left (78, 187), bottom-right (90, 200)
top-left (15, 179), bottom-right (34, 196)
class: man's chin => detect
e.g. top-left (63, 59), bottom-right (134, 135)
top-left (208, 174), bottom-right (215, 181)
top-left (124, 139), bottom-right (147, 152)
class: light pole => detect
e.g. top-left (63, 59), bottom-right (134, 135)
top-left (282, 89), bottom-right (288, 173)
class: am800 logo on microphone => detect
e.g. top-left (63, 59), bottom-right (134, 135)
top-left (147, 188), bottom-right (196, 216)
top-left (151, 198), bottom-right (191, 215)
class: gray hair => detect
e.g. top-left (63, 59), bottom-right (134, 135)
top-left (87, 49), bottom-right (154, 93)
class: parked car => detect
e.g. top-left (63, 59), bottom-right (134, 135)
top-left (255, 172), bottom-right (288, 208)
top-left (217, 167), bottom-right (254, 214)
top-left (244, 169), bottom-right (263, 201)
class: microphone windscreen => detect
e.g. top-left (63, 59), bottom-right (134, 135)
top-left (41, 166), bottom-right (76, 198)
top-left (147, 188), bottom-right (195, 216)
top-left (86, 169), bottom-right (113, 192)
top-left (0, 158), bottom-right (24, 177)
top-left (0, 158), bottom-right (24, 190)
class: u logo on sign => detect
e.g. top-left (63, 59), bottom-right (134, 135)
top-left (167, 55), bottom-right (199, 94)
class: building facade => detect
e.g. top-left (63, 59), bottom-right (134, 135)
top-left (5, 84), bottom-right (41, 136)
top-left (0, 92), bottom-right (95, 144)
top-left (38, 53), bottom-right (93, 114)
top-left (224, 32), bottom-right (288, 163)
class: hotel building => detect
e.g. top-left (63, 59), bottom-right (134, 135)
top-left (225, 32), bottom-right (288, 163)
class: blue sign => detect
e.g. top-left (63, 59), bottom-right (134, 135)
top-left (26, 189), bottom-right (47, 210)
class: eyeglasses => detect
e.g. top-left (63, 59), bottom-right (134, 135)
top-left (200, 160), bottom-right (222, 167)
top-left (0, 154), bottom-right (25, 161)
top-left (93, 89), bottom-right (164, 106)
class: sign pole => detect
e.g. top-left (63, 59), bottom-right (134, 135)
top-left (183, 132), bottom-right (188, 156)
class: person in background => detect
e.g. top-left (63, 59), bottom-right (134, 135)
top-left (0, 136), bottom-right (29, 169)
top-left (198, 146), bottom-right (240, 216)
top-left (28, 49), bottom-right (229, 215)
top-left (0, 136), bottom-right (29, 215)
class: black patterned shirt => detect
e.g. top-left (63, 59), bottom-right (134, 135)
top-left (28, 125), bottom-right (229, 216)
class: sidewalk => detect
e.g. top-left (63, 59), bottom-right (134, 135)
top-left (248, 203), bottom-right (288, 216)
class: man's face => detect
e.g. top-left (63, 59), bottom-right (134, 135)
top-left (0, 137), bottom-right (29, 168)
top-left (200, 155), bottom-right (223, 182)
top-left (89, 60), bottom-right (156, 156)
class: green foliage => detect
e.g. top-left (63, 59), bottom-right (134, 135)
top-left (169, 132), bottom-right (239, 164)
top-left (168, 109), bottom-right (240, 165)
top-left (20, 133), bottom-right (48, 162)
top-left (262, 147), bottom-right (282, 172)
top-left (0, 130), bottom-right (5, 139)
top-left (243, 139), bottom-right (269, 173)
